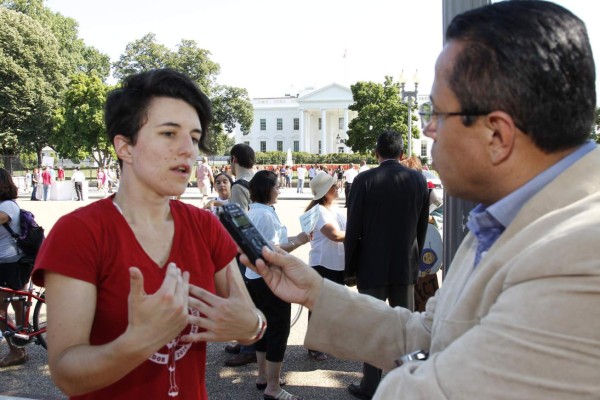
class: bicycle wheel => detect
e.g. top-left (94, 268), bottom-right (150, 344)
top-left (33, 293), bottom-right (47, 349)
top-left (290, 303), bottom-right (303, 327)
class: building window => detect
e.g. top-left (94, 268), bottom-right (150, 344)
top-left (277, 118), bottom-right (283, 130)
top-left (318, 140), bottom-right (322, 154)
top-left (293, 141), bottom-right (299, 152)
top-left (318, 118), bottom-right (322, 130)
top-left (260, 141), bottom-right (266, 152)
top-left (338, 147), bottom-right (345, 153)
top-left (293, 118), bottom-right (299, 130)
top-left (277, 141), bottom-right (283, 151)
top-left (421, 141), bottom-right (428, 157)
top-left (260, 119), bottom-right (266, 130)
top-left (244, 141), bottom-right (250, 146)
top-left (339, 117), bottom-right (344, 130)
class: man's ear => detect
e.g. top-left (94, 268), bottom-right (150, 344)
top-left (114, 135), bottom-right (132, 165)
top-left (485, 111), bottom-right (517, 165)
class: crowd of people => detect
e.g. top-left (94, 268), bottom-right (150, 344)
top-left (2, 1), bottom-right (599, 399)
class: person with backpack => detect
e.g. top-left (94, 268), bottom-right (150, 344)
top-left (224, 143), bottom-right (260, 367)
top-left (229, 143), bottom-right (255, 213)
top-left (0, 168), bottom-right (28, 367)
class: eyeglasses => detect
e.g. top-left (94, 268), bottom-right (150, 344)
top-left (418, 102), bottom-right (490, 129)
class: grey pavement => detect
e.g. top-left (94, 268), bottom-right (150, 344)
top-left (1, 186), bottom-right (364, 400)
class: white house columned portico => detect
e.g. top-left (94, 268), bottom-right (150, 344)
top-left (234, 83), bottom-right (357, 155)
top-left (233, 83), bottom-right (434, 159)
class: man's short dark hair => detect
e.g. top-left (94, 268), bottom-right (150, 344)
top-left (230, 143), bottom-right (256, 169)
top-left (376, 130), bottom-right (403, 159)
top-left (249, 170), bottom-right (277, 204)
top-left (446, 0), bottom-right (595, 152)
top-left (105, 68), bottom-right (213, 167)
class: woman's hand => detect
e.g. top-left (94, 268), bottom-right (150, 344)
top-left (126, 263), bottom-right (190, 349)
top-left (241, 246), bottom-right (323, 310)
top-left (183, 266), bottom-right (260, 344)
top-left (295, 231), bottom-right (312, 245)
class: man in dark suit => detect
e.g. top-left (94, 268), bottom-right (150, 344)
top-left (344, 130), bottom-right (429, 399)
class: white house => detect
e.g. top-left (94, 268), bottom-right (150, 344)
top-left (234, 83), bottom-right (434, 160)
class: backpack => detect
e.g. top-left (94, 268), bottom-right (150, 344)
top-left (3, 204), bottom-right (45, 259)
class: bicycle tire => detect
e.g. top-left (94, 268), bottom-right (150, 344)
top-left (33, 293), bottom-right (47, 350)
top-left (290, 303), bottom-right (303, 328)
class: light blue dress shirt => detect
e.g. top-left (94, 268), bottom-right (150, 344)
top-left (466, 141), bottom-right (596, 267)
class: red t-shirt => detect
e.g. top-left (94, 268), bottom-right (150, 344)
top-left (41, 169), bottom-right (52, 185)
top-left (33, 198), bottom-right (237, 400)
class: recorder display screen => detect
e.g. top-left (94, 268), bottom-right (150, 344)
top-left (232, 214), bottom-right (252, 228)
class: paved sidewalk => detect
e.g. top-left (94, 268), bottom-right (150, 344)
top-left (1, 194), bottom-right (363, 400)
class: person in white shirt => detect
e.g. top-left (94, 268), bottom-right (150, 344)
top-left (296, 164), bottom-right (307, 193)
top-left (358, 160), bottom-right (370, 173)
top-left (308, 165), bottom-right (316, 181)
top-left (304, 171), bottom-right (347, 361)
top-left (245, 170), bottom-right (309, 399)
top-left (195, 156), bottom-right (213, 207)
top-left (71, 167), bottom-right (86, 201)
top-left (343, 163), bottom-right (358, 207)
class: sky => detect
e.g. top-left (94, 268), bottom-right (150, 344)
top-left (44, 0), bottom-right (600, 100)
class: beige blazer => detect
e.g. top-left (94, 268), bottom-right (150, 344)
top-left (305, 147), bottom-right (600, 399)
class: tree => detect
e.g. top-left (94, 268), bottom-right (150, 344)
top-left (1, 0), bottom-right (111, 168)
top-left (1, 0), bottom-right (111, 81)
top-left (171, 39), bottom-right (220, 96)
top-left (112, 34), bottom-right (253, 155)
top-left (112, 33), bottom-right (172, 82)
top-left (209, 85), bottom-right (253, 154)
top-left (52, 73), bottom-right (114, 167)
top-left (346, 76), bottom-right (419, 154)
top-left (0, 7), bottom-right (68, 163)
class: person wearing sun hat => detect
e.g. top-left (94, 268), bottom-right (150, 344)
top-left (303, 171), bottom-right (347, 361)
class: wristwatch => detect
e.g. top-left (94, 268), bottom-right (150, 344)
top-left (394, 350), bottom-right (429, 368)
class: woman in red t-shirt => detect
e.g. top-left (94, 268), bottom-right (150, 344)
top-left (32, 69), bottom-right (264, 400)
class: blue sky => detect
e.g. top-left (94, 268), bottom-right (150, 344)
top-left (44, 0), bottom-right (599, 101)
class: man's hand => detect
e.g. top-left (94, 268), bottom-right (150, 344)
top-left (241, 246), bottom-right (323, 310)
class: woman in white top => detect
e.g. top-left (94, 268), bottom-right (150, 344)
top-left (304, 171), bottom-right (347, 361)
top-left (245, 170), bottom-right (310, 400)
top-left (203, 172), bottom-right (233, 214)
top-left (0, 167), bottom-right (28, 367)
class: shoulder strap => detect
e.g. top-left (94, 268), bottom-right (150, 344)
top-left (2, 221), bottom-right (18, 238)
top-left (232, 179), bottom-right (250, 189)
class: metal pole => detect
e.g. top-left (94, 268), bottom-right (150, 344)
top-left (407, 98), bottom-right (412, 157)
top-left (442, 0), bottom-right (491, 277)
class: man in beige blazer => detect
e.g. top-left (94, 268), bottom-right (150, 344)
top-left (241, 1), bottom-right (600, 399)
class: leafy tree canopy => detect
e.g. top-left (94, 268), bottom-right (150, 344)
top-left (346, 76), bottom-right (419, 154)
top-left (1, 0), bottom-right (110, 80)
top-left (113, 33), bottom-right (253, 156)
top-left (0, 7), bottom-right (67, 156)
top-left (1, 0), bottom-right (111, 166)
top-left (52, 72), bottom-right (115, 167)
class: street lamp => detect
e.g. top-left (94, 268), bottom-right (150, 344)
top-left (399, 69), bottom-right (419, 157)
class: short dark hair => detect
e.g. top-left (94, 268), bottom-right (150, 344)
top-left (250, 170), bottom-right (277, 204)
top-left (446, 0), bottom-right (596, 152)
top-left (230, 143), bottom-right (255, 169)
top-left (0, 168), bottom-right (18, 201)
top-left (105, 68), bottom-right (213, 167)
top-left (376, 130), bottom-right (403, 159)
